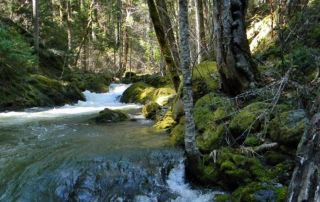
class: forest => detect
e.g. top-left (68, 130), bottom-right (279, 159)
top-left (0, 0), bottom-right (319, 201)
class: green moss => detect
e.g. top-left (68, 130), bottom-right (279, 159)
top-left (268, 109), bottom-right (307, 146)
top-left (170, 117), bottom-right (185, 146)
top-left (244, 135), bottom-right (262, 147)
top-left (229, 102), bottom-right (269, 137)
top-left (214, 194), bottom-right (232, 202)
top-left (154, 110), bottom-right (176, 130)
top-left (142, 102), bottom-right (160, 120)
top-left (192, 61), bottom-right (220, 100)
top-left (120, 82), bottom-right (175, 105)
top-left (120, 82), bottom-right (155, 104)
top-left (197, 125), bottom-right (225, 152)
top-left (95, 108), bottom-right (129, 123)
top-left (194, 93), bottom-right (234, 131)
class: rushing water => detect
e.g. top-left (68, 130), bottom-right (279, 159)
top-left (0, 84), bottom-right (219, 202)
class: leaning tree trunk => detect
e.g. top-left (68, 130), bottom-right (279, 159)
top-left (287, 113), bottom-right (320, 202)
top-left (179, 0), bottom-right (200, 160)
top-left (147, 0), bottom-right (180, 91)
top-left (213, 0), bottom-right (258, 95)
top-left (32, 0), bottom-right (39, 58)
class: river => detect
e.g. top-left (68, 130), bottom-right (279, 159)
top-left (0, 84), bottom-right (220, 202)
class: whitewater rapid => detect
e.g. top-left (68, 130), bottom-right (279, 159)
top-left (0, 83), bottom-right (221, 201)
top-left (0, 83), bottom-right (141, 126)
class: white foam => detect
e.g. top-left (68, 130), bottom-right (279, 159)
top-left (167, 160), bottom-right (223, 202)
top-left (0, 83), bottom-right (141, 126)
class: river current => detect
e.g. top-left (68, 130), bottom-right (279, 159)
top-left (0, 84), bottom-right (219, 202)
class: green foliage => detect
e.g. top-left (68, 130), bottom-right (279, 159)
top-left (0, 24), bottom-right (36, 71)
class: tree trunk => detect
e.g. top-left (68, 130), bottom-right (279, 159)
top-left (147, 0), bottom-right (180, 91)
top-left (179, 0), bottom-right (200, 160)
top-left (155, 0), bottom-right (180, 70)
top-left (194, 0), bottom-right (206, 63)
top-left (287, 113), bottom-right (320, 202)
top-left (213, 0), bottom-right (258, 95)
top-left (32, 0), bottom-right (39, 56)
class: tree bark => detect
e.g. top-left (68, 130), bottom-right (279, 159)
top-left (287, 113), bottom-right (320, 202)
top-left (213, 0), bottom-right (258, 95)
top-left (147, 0), bottom-right (180, 91)
top-left (32, 0), bottom-right (40, 56)
top-left (179, 0), bottom-right (200, 159)
top-left (194, 0), bottom-right (206, 63)
top-left (155, 0), bottom-right (180, 70)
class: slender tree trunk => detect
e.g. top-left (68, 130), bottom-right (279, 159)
top-left (155, 0), bottom-right (180, 70)
top-left (32, 0), bottom-right (40, 57)
top-left (179, 0), bottom-right (200, 160)
top-left (213, 0), bottom-right (258, 95)
top-left (147, 0), bottom-right (180, 91)
top-left (194, 0), bottom-right (206, 63)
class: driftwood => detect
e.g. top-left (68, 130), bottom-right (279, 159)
top-left (287, 113), bottom-right (320, 202)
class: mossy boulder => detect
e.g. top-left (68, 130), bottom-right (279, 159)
top-left (120, 82), bottom-right (155, 104)
top-left (194, 93), bottom-right (234, 131)
top-left (232, 182), bottom-right (287, 202)
top-left (142, 102), bottom-right (160, 120)
top-left (229, 102), bottom-right (269, 138)
top-left (170, 117), bottom-right (185, 147)
top-left (197, 124), bottom-right (226, 152)
top-left (192, 61), bottom-right (220, 100)
top-left (120, 82), bottom-right (176, 105)
top-left (268, 109), bottom-right (307, 146)
top-left (196, 148), bottom-right (269, 190)
top-left (95, 108), bottom-right (129, 123)
top-left (154, 110), bottom-right (176, 130)
top-left (0, 73), bottom-right (84, 111)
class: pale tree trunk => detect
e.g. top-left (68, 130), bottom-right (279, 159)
top-left (66, 1), bottom-right (72, 53)
top-left (147, 0), bottom-right (180, 91)
top-left (194, 0), bottom-right (206, 63)
top-left (32, 0), bottom-right (39, 57)
top-left (179, 0), bottom-right (200, 160)
top-left (213, 0), bottom-right (258, 95)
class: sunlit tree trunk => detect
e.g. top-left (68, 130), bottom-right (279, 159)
top-left (179, 0), bottom-right (200, 160)
top-left (32, 0), bottom-right (39, 57)
top-left (147, 0), bottom-right (180, 91)
top-left (213, 0), bottom-right (258, 95)
top-left (194, 0), bottom-right (206, 63)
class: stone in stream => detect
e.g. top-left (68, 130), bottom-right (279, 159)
top-left (94, 108), bottom-right (129, 123)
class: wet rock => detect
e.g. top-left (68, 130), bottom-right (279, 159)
top-left (142, 102), bottom-right (161, 120)
top-left (95, 108), bottom-right (129, 123)
top-left (268, 109), bottom-right (307, 146)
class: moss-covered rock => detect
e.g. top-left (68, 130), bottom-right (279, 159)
top-left (0, 73), bottom-right (84, 111)
top-left (197, 124), bottom-right (225, 152)
top-left (94, 108), bottom-right (129, 123)
top-left (170, 117), bottom-right (185, 146)
top-left (120, 82), bottom-right (176, 105)
top-left (229, 102), bottom-right (269, 138)
top-left (195, 148), bottom-right (270, 190)
top-left (120, 82), bottom-right (155, 104)
top-left (232, 182), bottom-right (287, 202)
top-left (194, 93), bottom-right (234, 131)
top-left (268, 109), bottom-right (307, 146)
top-left (142, 101), bottom-right (160, 120)
top-left (154, 110), bottom-right (176, 130)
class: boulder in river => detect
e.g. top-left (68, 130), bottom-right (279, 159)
top-left (95, 108), bottom-right (129, 123)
